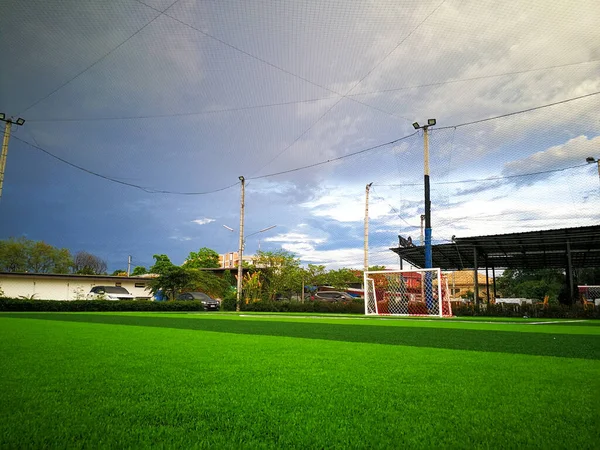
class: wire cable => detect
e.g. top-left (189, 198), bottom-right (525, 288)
top-left (247, 132), bottom-right (418, 180)
top-left (132, 0), bottom-right (407, 123)
top-left (248, 0), bottom-right (445, 176)
top-left (24, 58), bottom-right (600, 123)
top-left (18, 0), bottom-right (182, 116)
top-left (437, 91), bottom-right (600, 130)
top-left (375, 162), bottom-right (591, 187)
top-left (12, 136), bottom-right (240, 195)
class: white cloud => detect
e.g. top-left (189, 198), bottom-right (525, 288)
top-left (192, 218), bottom-right (216, 225)
top-left (503, 135), bottom-right (600, 176)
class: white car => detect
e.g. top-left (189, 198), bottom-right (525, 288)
top-left (87, 286), bottom-right (135, 301)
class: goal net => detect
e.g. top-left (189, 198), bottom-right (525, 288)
top-left (364, 269), bottom-right (452, 317)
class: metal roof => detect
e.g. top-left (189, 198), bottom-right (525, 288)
top-left (391, 225), bottom-right (600, 270)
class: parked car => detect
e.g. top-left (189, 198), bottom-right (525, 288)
top-left (312, 291), bottom-right (355, 302)
top-left (87, 286), bottom-right (135, 301)
top-left (177, 292), bottom-right (220, 311)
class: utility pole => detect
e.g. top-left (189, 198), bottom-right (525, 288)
top-left (0, 114), bottom-right (26, 200)
top-left (364, 182), bottom-right (373, 273)
top-left (127, 255), bottom-right (132, 276)
top-left (236, 176), bottom-right (245, 312)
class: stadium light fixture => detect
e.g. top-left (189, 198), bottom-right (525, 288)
top-left (427, 118), bottom-right (436, 126)
top-left (586, 156), bottom-right (597, 164)
top-left (16, 118), bottom-right (25, 126)
top-left (0, 113), bottom-right (4, 121)
top-left (412, 122), bottom-right (420, 130)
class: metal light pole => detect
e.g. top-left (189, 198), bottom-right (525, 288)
top-left (0, 114), bottom-right (26, 200)
top-left (236, 176), bottom-right (245, 312)
top-left (364, 182), bottom-right (373, 273)
top-left (586, 156), bottom-right (600, 182)
top-left (412, 118), bottom-right (436, 310)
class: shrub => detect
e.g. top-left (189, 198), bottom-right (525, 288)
top-left (220, 292), bottom-right (237, 311)
top-left (0, 298), bottom-right (206, 312)
top-left (452, 302), bottom-right (600, 319)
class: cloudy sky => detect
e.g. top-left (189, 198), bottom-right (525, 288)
top-left (1, 0), bottom-right (599, 271)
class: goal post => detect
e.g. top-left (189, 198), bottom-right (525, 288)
top-left (364, 269), bottom-right (452, 317)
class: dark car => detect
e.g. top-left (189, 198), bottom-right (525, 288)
top-left (312, 291), bottom-right (355, 302)
top-left (177, 292), bottom-right (220, 310)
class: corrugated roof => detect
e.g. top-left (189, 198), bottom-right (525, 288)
top-left (392, 225), bottom-right (600, 270)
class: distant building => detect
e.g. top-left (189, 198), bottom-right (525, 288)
top-left (0, 272), bottom-right (155, 301)
top-left (445, 270), bottom-right (493, 301)
top-left (218, 252), bottom-right (255, 268)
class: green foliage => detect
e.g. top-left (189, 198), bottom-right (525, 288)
top-left (497, 269), bottom-right (564, 302)
top-left (131, 266), bottom-right (148, 276)
top-left (0, 237), bottom-right (73, 273)
top-left (149, 254), bottom-right (174, 275)
top-left (253, 250), bottom-right (303, 300)
top-left (220, 292), bottom-right (237, 311)
top-left (111, 269), bottom-right (127, 276)
top-left (452, 302), bottom-right (599, 319)
top-left (241, 299), bottom-right (364, 314)
top-left (0, 298), bottom-right (210, 312)
top-left (148, 265), bottom-right (229, 301)
top-left (184, 247), bottom-right (220, 269)
top-left (322, 268), bottom-right (361, 289)
top-left (148, 266), bottom-right (193, 301)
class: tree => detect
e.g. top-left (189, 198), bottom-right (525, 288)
top-left (148, 266), bottom-right (229, 300)
top-left (148, 266), bottom-right (193, 301)
top-left (149, 254), bottom-right (174, 275)
top-left (322, 268), bottom-right (361, 289)
top-left (73, 251), bottom-right (107, 275)
top-left (131, 266), bottom-right (147, 276)
top-left (111, 269), bottom-right (127, 276)
top-left (0, 237), bottom-right (72, 273)
top-left (497, 269), bottom-right (565, 302)
top-left (185, 247), bottom-right (220, 269)
top-left (253, 250), bottom-right (303, 300)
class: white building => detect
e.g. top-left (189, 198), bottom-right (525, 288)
top-left (0, 272), bottom-right (155, 301)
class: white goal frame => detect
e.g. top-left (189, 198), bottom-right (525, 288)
top-left (363, 268), bottom-right (452, 317)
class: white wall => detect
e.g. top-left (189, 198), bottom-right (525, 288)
top-left (0, 274), bottom-right (153, 301)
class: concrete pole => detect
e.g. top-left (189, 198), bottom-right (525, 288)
top-left (127, 255), bottom-right (132, 276)
top-left (0, 121), bottom-right (13, 200)
top-left (236, 176), bottom-right (245, 312)
top-left (364, 182), bottom-right (373, 273)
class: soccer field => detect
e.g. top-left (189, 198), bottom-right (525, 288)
top-left (1, 312), bottom-right (598, 448)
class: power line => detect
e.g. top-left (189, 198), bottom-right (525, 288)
top-left (437, 91), bottom-right (600, 130)
top-left (248, 0), bottom-right (445, 176)
top-left (25, 97), bottom-right (337, 123)
top-left (375, 163), bottom-right (591, 187)
top-left (24, 58), bottom-right (600, 123)
top-left (10, 91), bottom-right (597, 192)
top-left (131, 0), bottom-right (406, 123)
top-left (18, 0), bottom-right (182, 116)
top-left (247, 132), bottom-right (418, 180)
top-left (349, 58), bottom-right (600, 97)
top-left (370, 186), bottom-right (420, 229)
top-left (12, 136), bottom-right (240, 195)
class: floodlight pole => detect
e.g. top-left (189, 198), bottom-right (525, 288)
top-left (236, 176), bottom-right (245, 312)
top-left (364, 182), bottom-right (373, 273)
top-left (586, 157), bottom-right (600, 182)
top-left (0, 115), bottom-right (26, 200)
top-left (412, 119), bottom-right (436, 310)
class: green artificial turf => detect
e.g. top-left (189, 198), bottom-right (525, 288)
top-left (1, 313), bottom-right (598, 448)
